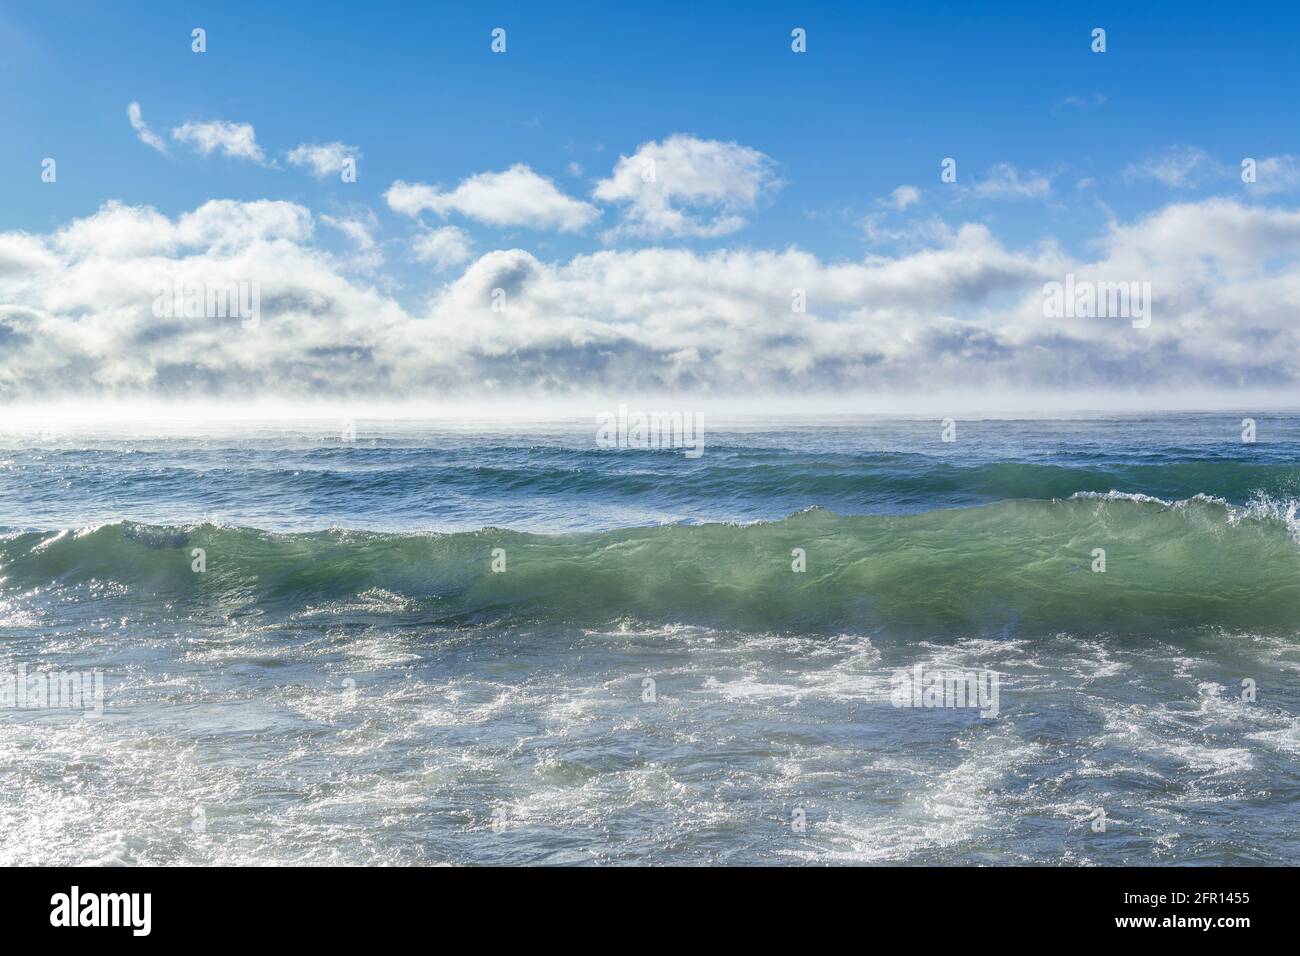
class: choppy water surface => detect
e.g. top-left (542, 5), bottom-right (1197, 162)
top-left (1, 413), bottom-right (1298, 864)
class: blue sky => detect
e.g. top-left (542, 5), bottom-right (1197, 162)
top-left (3, 1), bottom-right (1300, 406)
top-left (6, 1), bottom-right (1296, 262)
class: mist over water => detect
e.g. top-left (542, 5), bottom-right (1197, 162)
top-left (2, 413), bottom-right (1298, 864)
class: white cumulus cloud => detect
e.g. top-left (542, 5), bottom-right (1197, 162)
top-left (884, 185), bottom-right (921, 210)
top-left (592, 134), bottom-right (779, 239)
top-left (967, 163), bottom-right (1052, 200)
top-left (287, 142), bottom-right (359, 179)
top-left (385, 165), bottom-right (598, 232)
top-left (412, 226), bottom-right (473, 271)
top-left (5, 197), bottom-right (1300, 403)
top-left (172, 119), bottom-right (267, 164)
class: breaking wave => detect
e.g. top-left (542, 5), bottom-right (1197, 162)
top-left (4, 494), bottom-right (1299, 637)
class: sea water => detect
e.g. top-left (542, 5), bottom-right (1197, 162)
top-left (1, 412), bottom-right (1297, 864)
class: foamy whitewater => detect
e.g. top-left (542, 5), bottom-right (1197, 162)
top-left (1, 413), bottom-right (1298, 865)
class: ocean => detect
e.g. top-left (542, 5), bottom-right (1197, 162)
top-left (1, 412), bottom-right (1298, 865)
